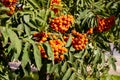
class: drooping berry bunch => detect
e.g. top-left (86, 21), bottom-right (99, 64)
top-left (71, 30), bottom-right (88, 50)
top-left (50, 14), bottom-right (74, 33)
top-left (94, 16), bottom-right (115, 32)
top-left (1, 0), bottom-right (17, 16)
top-left (33, 32), bottom-right (68, 62)
top-left (49, 39), bottom-right (68, 62)
top-left (50, 0), bottom-right (61, 14)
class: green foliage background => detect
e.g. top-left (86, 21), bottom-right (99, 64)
top-left (0, 0), bottom-right (120, 80)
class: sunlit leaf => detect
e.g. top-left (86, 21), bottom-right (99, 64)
top-left (69, 46), bottom-right (75, 52)
top-left (17, 24), bottom-right (24, 36)
top-left (43, 42), bottom-right (54, 64)
top-left (26, 22), bottom-right (37, 29)
top-left (28, 0), bottom-right (39, 8)
top-left (69, 73), bottom-right (76, 80)
top-left (23, 15), bottom-right (30, 23)
top-left (24, 24), bottom-right (31, 36)
top-left (32, 43), bottom-right (42, 71)
top-left (68, 51), bottom-right (74, 63)
top-left (1, 28), bottom-right (8, 47)
top-left (65, 34), bottom-right (72, 47)
top-left (93, 49), bottom-right (100, 64)
top-left (61, 62), bottom-right (67, 73)
top-left (21, 43), bottom-right (30, 68)
top-left (7, 29), bottom-right (22, 59)
top-left (62, 68), bottom-right (72, 80)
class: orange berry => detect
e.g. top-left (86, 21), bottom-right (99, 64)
top-left (54, 55), bottom-right (59, 59)
top-left (38, 46), bottom-right (42, 49)
top-left (87, 28), bottom-right (93, 34)
top-left (52, 35), bottom-right (57, 39)
top-left (60, 55), bottom-right (64, 61)
top-left (54, 52), bottom-right (59, 56)
top-left (43, 54), bottom-right (47, 58)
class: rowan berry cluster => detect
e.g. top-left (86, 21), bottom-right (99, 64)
top-left (33, 32), bottom-right (49, 43)
top-left (94, 16), bottom-right (115, 32)
top-left (1, 0), bottom-right (17, 16)
top-left (71, 30), bottom-right (88, 50)
top-left (50, 14), bottom-right (74, 33)
top-left (33, 32), bottom-right (68, 62)
top-left (50, 0), bottom-right (61, 14)
top-left (49, 39), bottom-right (67, 62)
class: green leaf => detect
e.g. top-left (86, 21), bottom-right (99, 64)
top-left (54, 64), bottom-right (60, 77)
top-left (82, 49), bottom-right (88, 59)
top-left (112, 62), bottom-right (116, 71)
top-left (0, 6), bottom-right (9, 12)
top-left (106, 2), bottom-right (113, 9)
top-left (21, 43), bottom-right (30, 68)
top-left (33, 43), bottom-right (42, 71)
top-left (74, 50), bottom-right (84, 59)
top-left (26, 22), bottom-right (37, 29)
top-left (7, 43), bottom-right (14, 54)
top-left (21, 43), bottom-right (30, 75)
top-left (28, 0), bottom-right (39, 8)
top-left (50, 65), bottom-right (57, 73)
top-left (65, 34), bottom-right (72, 47)
top-left (50, 10), bottom-right (55, 18)
top-left (52, 4), bottom-right (63, 10)
top-left (17, 24), bottom-right (24, 36)
top-left (0, 74), bottom-right (9, 80)
top-left (46, 63), bottom-right (56, 74)
top-left (109, 56), bottom-right (117, 70)
top-left (44, 9), bottom-right (50, 22)
top-left (61, 62), bottom-right (67, 73)
top-left (73, 60), bottom-right (79, 70)
top-left (24, 24), bottom-right (31, 36)
top-left (69, 73), bottom-right (76, 80)
top-left (62, 68), bottom-right (72, 80)
top-left (47, 63), bottom-right (52, 73)
top-left (43, 42), bottom-right (54, 64)
top-left (81, 0), bottom-right (84, 7)
top-left (69, 51), bottom-right (74, 63)
top-left (23, 15), bottom-right (30, 23)
top-left (93, 49), bottom-right (100, 64)
top-left (101, 53), bottom-right (105, 65)
top-left (1, 28), bottom-right (8, 47)
top-left (7, 29), bottom-right (22, 59)
top-left (100, 34), bottom-right (111, 43)
top-left (69, 46), bottom-right (75, 52)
